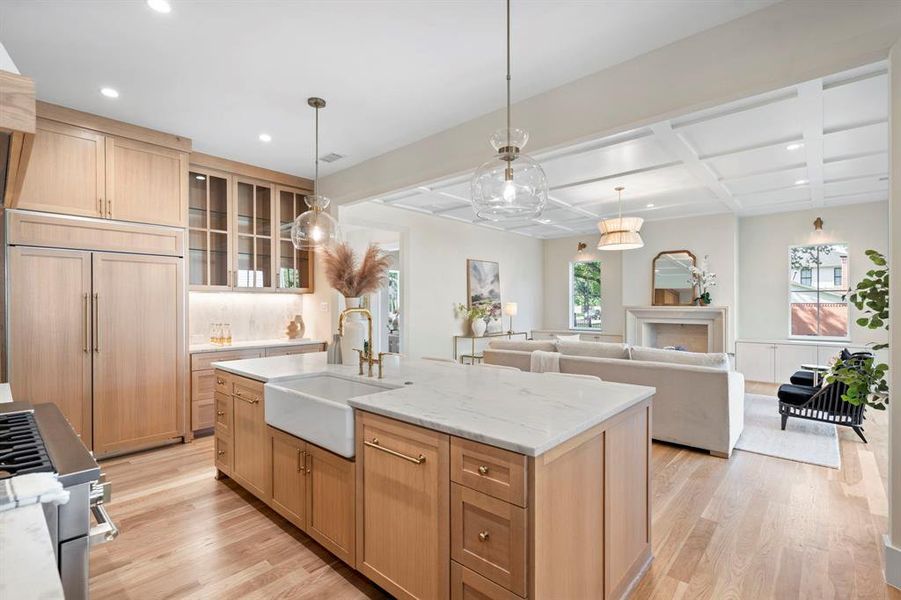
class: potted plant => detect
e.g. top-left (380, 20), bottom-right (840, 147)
top-left (826, 249), bottom-right (890, 411)
top-left (323, 242), bottom-right (391, 365)
top-left (688, 255), bottom-right (717, 306)
top-left (455, 303), bottom-right (490, 337)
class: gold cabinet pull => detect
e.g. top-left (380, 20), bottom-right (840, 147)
top-left (217, 449), bottom-right (226, 456)
top-left (106, 199), bottom-right (112, 219)
top-left (92, 293), bottom-right (100, 352)
top-left (478, 531), bottom-right (490, 542)
top-left (97, 198), bottom-right (103, 217)
top-left (297, 449), bottom-right (306, 474)
top-left (478, 465), bottom-right (489, 476)
top-left (82, 293), bottom-right (89, 353)
top-left (216, 410), bottom-right (225, 416)
top-left (364, 438), bottom-right (426, 465)
top-left (236, 394), bottom-right (259, 405)
top-left (216, 377), bottom-right (225, 385)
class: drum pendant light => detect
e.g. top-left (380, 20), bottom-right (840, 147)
top-left (597, 187), bottom-right (644, 251)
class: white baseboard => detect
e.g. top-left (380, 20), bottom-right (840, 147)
top-left (886, 535), bottom-right (901, 589)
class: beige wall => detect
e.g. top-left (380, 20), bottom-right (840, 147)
top-left (321, 2), bottom-right (901, 206)
top-left (542, 235), bottom-right (623, 335)
top-left (339, 202), bottom-right (544, 360)
top-left (739, 202), bottom-right (889, 347)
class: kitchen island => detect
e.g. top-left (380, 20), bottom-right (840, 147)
top-left (212, 352), bottom-right (655, 600)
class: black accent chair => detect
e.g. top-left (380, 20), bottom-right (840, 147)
top-left (778, 351), bottom-right (871, 443)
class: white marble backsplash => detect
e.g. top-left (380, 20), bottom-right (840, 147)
top-left (189, 292), bottom-right (307, 344)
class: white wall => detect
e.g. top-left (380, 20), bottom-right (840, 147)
top-left (542, 236), bottom-right (623, 335)
top-left (0, 42), bottom-right (19, 74)
top-left (621, 213), bottom-right (739, 349)
top-left (340, 202), bottom-right (544, 360)
top-left (739, 202), bottom-right (889, 346)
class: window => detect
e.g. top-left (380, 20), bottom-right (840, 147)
top-left (569, 261), bottom-right (602, 330)
top-left (789, 243), bottom-right (848, 337)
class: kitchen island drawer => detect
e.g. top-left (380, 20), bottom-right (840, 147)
top-left (451, 436), bottom-right (527, 507)
top-left (215, 435), bottom-right (231, 475)
top-left (192, 349), bottom-right (262, 371)
top-left (451, 484), bottom-right (526, 596)
top-left (451, 562), bottom-right (522, 600)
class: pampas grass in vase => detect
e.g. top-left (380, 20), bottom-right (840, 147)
top-left (322, 242), bottom-right (391, 365)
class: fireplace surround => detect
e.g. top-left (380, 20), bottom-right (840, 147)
top-left (624, 306), bottom-right (728, 353)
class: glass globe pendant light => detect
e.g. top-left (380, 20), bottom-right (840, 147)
top-left (291, 97), bottom-right (340, 251)
top-left (471, 0), bottom-right (548, 221)
top-left (597, 186), bottom-right (644, 251)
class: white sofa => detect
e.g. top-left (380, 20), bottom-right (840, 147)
top-left (483, 340), bottom-right (745, 458)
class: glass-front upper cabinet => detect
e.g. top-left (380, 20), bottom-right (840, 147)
top-left (276, 186), bottom-right (315, 293)
top-left (234, 178), bottom-right (275, 289)
top-left (188, 169), bottom-right (231, 289)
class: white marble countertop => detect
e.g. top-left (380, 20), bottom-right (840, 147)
top-left (212, 354), bottom-right (655, 456)
top-left (0, 383), bottom-right (12, 404)
top-left (190, 338), bottom-right (326, 353)
top-left (0, 504), bottom-right (65, 600)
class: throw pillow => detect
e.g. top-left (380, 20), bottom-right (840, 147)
top-left (557, 340), bottom-right (630, 360)
top-left (629, 346), bottom-right (730, 370)
top-left (556, 334), bottom-right (582, 342)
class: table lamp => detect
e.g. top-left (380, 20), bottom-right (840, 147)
top-left (503, 302), bottom-right (518, 334)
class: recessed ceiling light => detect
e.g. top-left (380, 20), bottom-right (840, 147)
top-left (795, 179), bottom-right (809, 186)
top-left (646, 203), bottom-right (655, 208)
top-left (194, 175), bottom-right (206, 181)
top-left (146, 0), bottom-right (172, 13)
top-left (100, 87), bottom-right (119, 98)
top-left (258, 133), bottom-right (272, 143)
top-left (786, 142), bottom-right (804, 151)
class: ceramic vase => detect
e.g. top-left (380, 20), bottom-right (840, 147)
top-left (340, 297), bottom-right (367, 366)
top-left (471, 318), bottom-right (487, 337)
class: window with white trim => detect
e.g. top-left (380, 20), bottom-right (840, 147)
top-left (789, 243), bottom-right (849, 337)
top-left (569, 261), bottom-right (602, 330)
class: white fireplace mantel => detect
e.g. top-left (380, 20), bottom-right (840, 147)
top-left (624, 306), bottom-right (728, 353)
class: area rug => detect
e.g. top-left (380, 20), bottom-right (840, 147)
top-left (734, 393), bottom-right (841, 469)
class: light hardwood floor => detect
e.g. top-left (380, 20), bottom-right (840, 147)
top-left (90, 383), bottom-right (901, 599)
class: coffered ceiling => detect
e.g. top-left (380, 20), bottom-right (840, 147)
top-left (365, 61), bottom-right (889, 239)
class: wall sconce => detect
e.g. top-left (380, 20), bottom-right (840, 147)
top-left (813, 217), bottom-right (824, 231)
top-left (577, 242), bottom-right (587, 253)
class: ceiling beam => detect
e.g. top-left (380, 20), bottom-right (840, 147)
top-left (797, 80), bottom-right (825, 207)
top-left (649, 121), bottom-right (742, 212)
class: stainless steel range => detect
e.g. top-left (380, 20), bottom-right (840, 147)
top-left (0, 401), bottom-right (117, 599)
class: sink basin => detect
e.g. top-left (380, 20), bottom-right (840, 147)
top-left (264, 373), bottom-right (397, 458)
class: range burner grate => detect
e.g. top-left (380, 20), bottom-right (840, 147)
top-left (0, 411), bottom-right (54, 479)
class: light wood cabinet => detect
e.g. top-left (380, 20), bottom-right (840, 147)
top-left (451, 563), bottom-right (521, 600)
top-left (105, 136), bottom-right (187, 227)
top-left (275, 186), bottom-right (314, 293)
top-left (8, 246), bottom-right (94, 446)
top-left (190, 349), bottom-right (262, 432)
top-left (15, 117), bottom-right (188, 227)
top-left (188, 167), bottom-right (232, 289)
top-left (356, 412), bottom-right (450, 600)
top-left (231, 376), bottom-right (270, 500)
top-left (306, 442), bottom-right (356, 566)
top-left (234, 178), bottom-right (275, 289)
top-left (270, 426), bottom-right (307, 529)
top-left (17, 119), bottom-right (105, 218)
top-left (91, 252), bottom-right (185, 455)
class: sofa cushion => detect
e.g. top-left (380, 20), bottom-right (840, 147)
top-left (556, 333), bottom-right (582, 342)
top-left (629, 346), bottom-right (730, 370)
top-left (487, 340), bottom-right (558, 352)
top-left (777, 383), bottom-right (817, 406)
top-left (557, 340), bottom-right (630, 360)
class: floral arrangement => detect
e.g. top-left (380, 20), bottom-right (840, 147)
top-left (454, 303), bottom-right (489, 322)
top-left (322, 242), bottom-right (391, 298)
top-left (688, 255), bottom-right (717, 305)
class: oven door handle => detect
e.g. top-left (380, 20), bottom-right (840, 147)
top-left (89, 503), bottom-right (119, 545)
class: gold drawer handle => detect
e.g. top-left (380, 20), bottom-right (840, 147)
top-left (216, 377), bottom-right (225, 385)
top-left (216, 411), bottom-right (225, 416)
top-left (364, 438), bottom-right (426, 465)
top-left (478, 531), bottom-right (490, 542)
top-left (217, 450), bottom-right (226, 456)
top-left (478, 465), bottom-right (489, 476)
top-left (235, 391), bottom-right (259, 404)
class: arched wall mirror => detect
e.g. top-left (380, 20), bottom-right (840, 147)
top-left (652, 250), bottom-right (697, 306)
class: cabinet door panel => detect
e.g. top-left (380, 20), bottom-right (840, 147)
top-left (232, 376), bottom-right (270, 499)
top-left (92, 252), bottom-right (184, 455)
top-left (270, 427), bottom-right (306, 530)
top-left (307, 443), bottom-right (355, 566)
top-left (106, 136), bottom-right (187, 227)
top-left (774, 344), bottom-right (818, 384)
top-left (735, 343), bottom-right (775, 383)
top-left (357, 412), bottom-right (450, 600)
top-left (17, 119), bottom-right (105, 218)
top-left (8, 247), bottom-right (93, 447)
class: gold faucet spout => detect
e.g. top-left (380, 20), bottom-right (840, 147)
top-left (338, 307), bottom-right (376, 376)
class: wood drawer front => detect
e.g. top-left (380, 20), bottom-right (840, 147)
top-left (264, 344), bottom-right (324, 357)
top-left (451, 563), bottom-right (522, 600)
top-left (193, 349), bottom-right (262, 371)
top-left (232, 376), bottom-right (263, 403)
top-left (451, 484), bottom-right (526, 596)
top-left (214, 371), bottom-right (230, 395)
top-left (192, 399), bottom-right (215, 432)
top-left (214, 392), bottom-right (232, 434)
top-left (215, 435), bottom-right (231, 475)
top-left (451, 437), bottom-right (527, 507)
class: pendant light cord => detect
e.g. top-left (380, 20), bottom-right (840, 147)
top-left (506, 0), bottom-right (511, 150)
top-left (314, 105), bottom-right (319, 196)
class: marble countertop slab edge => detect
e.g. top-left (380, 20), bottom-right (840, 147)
top-left (190, 338), bottom-right (327, 353)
